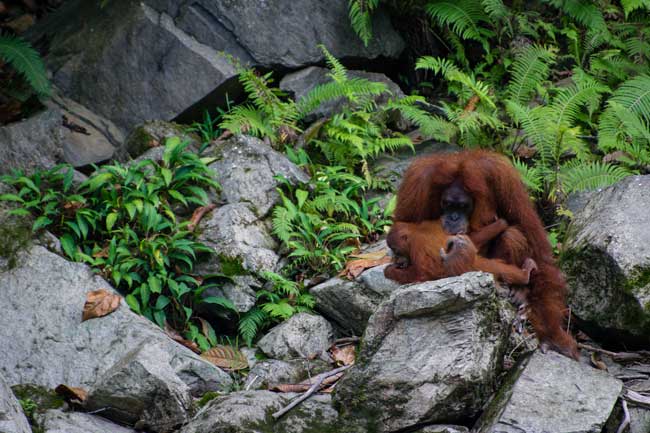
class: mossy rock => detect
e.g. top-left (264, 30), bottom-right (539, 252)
top-left (124, 120), bottom-right (201, 159)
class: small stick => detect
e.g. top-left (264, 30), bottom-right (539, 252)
top-left (187, 203), bottom-right (217, 231)
top-left (616, 399), bottom-right (630, 433)
top-left (272, 365), bottom-right (351, 419)
top-left (334, 336), bottom-right (360, 345)
top-left (578, 343), bottom-right (619, 357)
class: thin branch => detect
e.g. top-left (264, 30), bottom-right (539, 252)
top-left (272, 365), bottom-right (351, 419)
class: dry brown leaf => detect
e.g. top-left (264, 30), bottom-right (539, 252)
top-left (164, 324), bottom-right (201, 354)
top-left (201, 345), bottom-right (249, 371)
top-left (187, 203), bottom-right (217, 231)
top-left (515, 145), bottom-right (537, 159)
top-left (349, 250), bottom-right (388, 261)
top-left (329, 345), bottom-right (356, 366)
top-left (55, 384), bottom-right (88, 403)
top-left (603, 151), bottom-right (629, 164)
top-left (81, 289), bottom-right (121, 322)
top-left (590, 352), bottom-right (608, 371)
top-left (268, 383), bottom-right (310, 393)
top-left (339, 255), bottom-right (392, 279)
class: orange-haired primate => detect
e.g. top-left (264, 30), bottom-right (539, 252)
top-left (392, 150), bottom-right (579, 360)
top-left (385, 219), bottom-right (537, 286)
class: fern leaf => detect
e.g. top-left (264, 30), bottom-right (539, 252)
top-left (0, 35), bottom-right (50, 96)
top-left (544, 0), bottom-right (607, 34)
top-left (620, 0), bottom-right (650, 17)
top-left (238, 307), bottom-right (268, 347)
top-left (561, 161), bottom-right (633, 194)
top-left (348, 0), bottom-right (379, 46)
top-left (506, 45), bottom-right (556, 104)
top-left (426, 0), bottom-right (492, 42)
top-left (481, 0), bottom-right (509, 22)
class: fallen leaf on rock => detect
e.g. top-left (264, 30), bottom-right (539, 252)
top-left (349, 250), bottom-right (388, 261)
top-left (269, 368), bottom-right (346, 393)
top-left (164, 324), bottom-right (201, 354)
top-left (339, 252), bottom-right (392, 279)
top-left (81, 289), bottom-right (121, 322)
top-left (201, 345), bottom-right (248, 371)
top-left (590, 352), bottom-right (608, 371)
top-left (55, 384), bottom-right (88, 403)
top-left (329, 344), bottom-right (355, 366)
top-left (269, 383), bottom-right (310, 393)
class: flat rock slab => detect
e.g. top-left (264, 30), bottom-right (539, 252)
top-left (0, 245), bottom-right (231, 395)
top-left (179, 390), bottom-right (343, 433)
top-left (37, 409), bottom-right (136, 433)
top-left (474, 351), bottom-right (622, 433)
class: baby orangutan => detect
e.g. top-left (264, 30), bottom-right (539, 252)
top-left (384, 219), bottom-right (537, 285)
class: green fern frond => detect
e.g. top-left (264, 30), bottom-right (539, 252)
top-left (561, 160), bottom-right (633, 194)
top-left (238, 307), bottom-right (268, 347)
top-left (512, 158), bottom-right (544, 193)
top-left (620, 0), bottom-right (650, 17)
top-left (220, 105), bottom-right (275, 139)
top-left (481, 0), bottom-right (509, 22)
top-left (551, 74), bottom-right (610, 127)
top-left (298, 79), bottom-right (388, 117)
top-left (272, 206), bottom-right (295, 242)
top-left (0, 35), bottom-right (50, 96)
top-left (385, 100), bottom-right (458, 142)
top-left (506, 44), bottom-right (556, 104)
top-left (544, 0), bottom-right (608, 34)
top-left (416, 56), bottom-right (496, 108)
top-left (318, 45), bottom-right (348, 83)
top-left (426, 0), bottom-right (493, 42)
top-left (348, 0), bottom-right (380, 46)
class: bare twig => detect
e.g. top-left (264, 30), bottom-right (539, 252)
top-left (334, 336), bottom-right (360, 345)
top-left (617, 399), bottom-right (630, 433)
top-left (578, 343), bottom-right (619, 357)
top-left (271, 365), bottom-right (351, 419)
top-left (187, 203), bottom-right (217, 231)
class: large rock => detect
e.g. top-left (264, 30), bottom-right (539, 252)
top-left (474, 351), bottom-right (622, 432)
top-left (310, 264), bottom-right (401, 336)
top-left (85, 342), bottom-right (194, 431)
top-left (0, 108), bottom-right (64, 175)
top-left (208, 135), bottom-right (309, 217)
top-left (257, 313), bottom-right (334, 361)
top-left (46, 90), bottom-right (127, 166)
top-left (563, 175), bottom-right (650, 345)
top-left (197, 203), bottom-right (279, 274)
top-left (335, 273), bottom-right (511, 432)
top-left (0, 372), bottom-right (31, 433)
top-left (29, 0), bottom-right (404, 132)
top-left (280, 66), bottom-right (405, 121)
top-left (36, 409), bottom-right (136, 433)
top-left (123, 120), bottom-right (201, 159)
top-left (244, 358), bottom-right (330, 391)
top-left (0, 245), bottom-right (232, 395)
top-left (179, 391), bottom-right (344, 433)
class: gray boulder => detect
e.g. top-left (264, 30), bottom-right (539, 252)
top-left (30, 0), bottom-right (403, 132)
top-left (280, 66), bottom-right (405, 121)
top-left (244, 358), bottom-right (330, 391)
top-left (563, 175), bottom-right (650, 343)
top-left (85, 342), bottom-right (192, 431)
top-left (208, 135), bottom-right (309, 218)
top-left (36, 409), bottom-right (135, 433)
top-left (257, 313), bottom-right (334, 361)
top-left (46, 90), bottom-right (127, 166)
top-left (199, 275), bottom-right (259, 316)
top-left (335, 273), bottom-right (510, 432)
top-left (179, 391), bottom-right (343, 433)
top-left (0, 108), bottom-right (64, 175)
top-left (474, 351), bottom-right (622, 433)
top-left (0, 245), bottom-right (232, 395)
top-left (197, 203), bottom-right (279, 274)
top-left (0, 372), bottom-right (31, 433)
top-left (310, 264), bottom-right (401, 336)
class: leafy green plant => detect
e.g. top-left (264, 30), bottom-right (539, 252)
top-left (238, 271), bottom-right (315, 346)
top-left (0, 138), bottom-right (235, 350)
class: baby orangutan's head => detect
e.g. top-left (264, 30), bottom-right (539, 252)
top-left (386, 222), bottom-right (412, 269)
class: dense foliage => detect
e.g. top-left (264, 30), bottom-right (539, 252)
top-left (0, 139), bottom-right (235, 350)
top-left (349, 0), bottom-right (649, 203)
